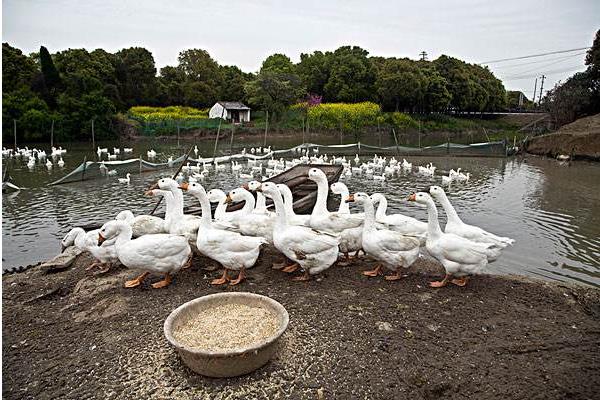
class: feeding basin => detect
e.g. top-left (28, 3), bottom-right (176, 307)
top-left (164, 292), bottom-right (289, 378)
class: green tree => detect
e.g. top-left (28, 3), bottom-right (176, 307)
top-left (375, 58), bottom-right (426, 111)
top-left (218, 65), bottom-right (250, 101)
top-left (115, 47), bottom-right (158, 107)
top-left (297, 50), bottom-right (330, 96)
top-left (2, 43), bottom-right (38, 92)
top-left (323, 46), bottom-right (375, 102)
top-left (244, 71), bottom-right (305, 123)
top-left (261, 53), bottom-right (295, 74)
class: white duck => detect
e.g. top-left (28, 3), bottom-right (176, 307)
top-left (225, 187), bottom-right (274, 242)
top-left (207, 188), bottom-right (230, 221)
top-left (408, 192), bottom-right (502, 287)
top-left (370, 193), bottom-right (427, 244)
top-left (98, 220), bottom-right (191, 288)
top-left (348, 193), bottom-right (420, 280)
top-left (57, 157), bottom-right (65, 168)
top-left (151, 178), bottom-right (203, 241)
top-left (428, 186), bottom-right (514, 248)
top-left (181, 182), bottom-right (266, 286)
top-left (260, 182), bottom-right (340, 281)
top-left (61, 227), bottom-right (118, 273)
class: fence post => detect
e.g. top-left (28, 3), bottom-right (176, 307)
top-left (81, 156), bottom-right (87, 181)
top-left (212, 108), bottom-right (225, 163)
top-left (392, 128), bottom-right (400, 157)
top-left (263, 110), bottom-right (269, 147)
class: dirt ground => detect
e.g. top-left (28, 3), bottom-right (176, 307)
top-left (3, 248), bottom-right (600, 400)
top-left (526, 113), bottom-right (600, 160)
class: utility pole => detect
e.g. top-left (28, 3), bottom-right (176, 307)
top-left (91, 119), bottom-right (95, 151)
top-left (538, 75), bottom-right (546, 105)
top-left (419, 51), bottom-right (428, 61)
top-left (532, 78), bottom-right (538, 106)
top-left (13, 119), bottom-right (17, 150)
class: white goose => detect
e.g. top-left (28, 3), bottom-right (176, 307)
top-left (308, 168), bottom-right (363, 260)
top-left (118, 173), bottom-right (131, 184)
top-left (207, 189), bottom-right (229, 221)
top-left (181, 182), bottom-right (266, 286)
top-left (408, 192), bottom-right (501, 287)
top-left (370, 193), bottom-right (427, 244)
top-left (244, 180), bottom-right (270, 215)
top-left (98, 220), bottom-right (191, 288)
top-left (152, 178), bottom-right (202, 241)
top-left (348, 193), bottom-right (420, 280)
top-left (428, 186), bottom-right (514, 248)
top-left (115, 194), bottom-right (167, 237)
top-left (61, 227), bottom-right (118, 273)
top-left (330, 182), bottom-right (351, 214)
top-left (225, 187), bottom-right (274, 242)
top-left (260, 182), bottom-right (340, 281)
top-left (276, 184), bottom-right (310, 226)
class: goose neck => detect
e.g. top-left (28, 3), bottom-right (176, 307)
top-left (313, 177), bottom-right (329, 215)
top-left (424, 198), bottom-right (443, 238)
top-left (437, 192), bottom-right (461, 223)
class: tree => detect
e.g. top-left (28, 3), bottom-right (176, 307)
top-left (39, 46), bottom-right (62, 107)
top-left (261, 54), bottom-right (295, 74)
top-left (244, 71), bottom-right (305, 122)
top-left (297, 51), bottom-right (330, 96)
top-left (323, 46), bottom-right (375, 102)
top-left (2, 43), bottom-right (38, 92)
top-left (375, 58), bottom-right (426, 111)
top-left (218, 65), bottom-right (250, 101)
top-left (423, 70), bottom-right (452, 112)
top-left (175, 49), bottom-right (222, 107)
top-left (114, 47), bottom-right (157, 108)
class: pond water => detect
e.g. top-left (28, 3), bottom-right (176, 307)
top-left (2, 136), bottom-right (599, 287)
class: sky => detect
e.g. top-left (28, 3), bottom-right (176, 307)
top-left (3, 0), bottom-right (599, 100)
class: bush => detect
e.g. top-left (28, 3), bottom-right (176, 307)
top-left (129, 106), bottom-right (209, 121)
top-left (306, 102), bottom-right (381, 131)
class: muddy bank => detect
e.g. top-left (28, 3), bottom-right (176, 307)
top-left (3, 249), bottom-right (600, 399)
top-left (526, 113), bottom-right (600, 160)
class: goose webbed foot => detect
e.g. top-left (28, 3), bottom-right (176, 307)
top-left (182, 254), bottom-right (193, 269)
top-left (430, 274), bottom-right (451, 288)
top-left (229, 268), bottom-right (246, 286)
top-left (362, 264), bottom-right (382, 277)
top-left (86, 261), bottom-right (101, 271)
top-left (211, 269), bottom-right (230, 285)
top-left (384, 270), bottom-right (404, 281)
top-left (281, 263), bottom-right (299, 273)
top-left (124, 272), bottom-right (149, 288)
top-left (450, 276), bottom-right (469, 286)
top-left (292, 270), bottom-right (311, 281)
top-left (151, 273), bottom-right (172, 289)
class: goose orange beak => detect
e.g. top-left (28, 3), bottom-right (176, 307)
top-left (407, 193), bottom-right (416, 201)
top-left (224, 194), bottom-right (233, 204)
top-left (345, 194), bottom-right (355, 203)
top-left (242, 183), bottom-right (249, 190)
top-left (144, 190), bottom-right (153, 196)
top-left (179, 182), bottom-right (189, 191)
top-left (148, 183), bottom-right (158, 190)
top-left (256, 185), bottom-right (263, 192)
top-left (98, 233), bottom-right (106, 246)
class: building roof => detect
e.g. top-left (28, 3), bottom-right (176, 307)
top-left (217, 101), bottom-right (250, 110)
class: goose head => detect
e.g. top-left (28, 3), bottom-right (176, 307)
top-left (98, 220), bottom-right (127, 245)
top-left (407, 192), bottom-right (433, 205)
top-left (61, 228), bottom-right (83, 252)
top-left (244, 180), bottom-right (261, 192)
top-left (369, 193), bottom-right (385, 204)
top-left (330, 182), bottom-right (348, 195)
top-left (115, 210), bottom-right (135, 224)
top-left (428, 185), bottom-right (445, 199)
top-left (257, 181), bottom-right (278, 198)
top-left (207, 189), bottom-right (226, 203)
top-left (150, 177), bottom-right (178, 191)
top-left (308, 168), bottom-right (327, 182)
top-left (227, 187), bottom-right (251, 204)
top-left (345, 192), bottom-right (370, 205)
top-left (178, 181), bottom-right (207, 198)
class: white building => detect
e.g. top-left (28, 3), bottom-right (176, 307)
top-left (209, 101), bottom-right (251, 123)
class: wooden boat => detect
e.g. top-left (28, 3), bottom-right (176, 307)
top-left (80, 164), bottom-right (343, 230)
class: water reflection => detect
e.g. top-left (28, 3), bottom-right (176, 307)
top-left (2, 140), bottom-right (599, 287)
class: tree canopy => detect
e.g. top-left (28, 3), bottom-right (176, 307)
top-left (2, 42), bottom-right (511, 142)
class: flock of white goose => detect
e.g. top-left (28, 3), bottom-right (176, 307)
top-left (3, 146), bottom-right (67, 170)
top-left (61, 158), bottom-right (514, 289)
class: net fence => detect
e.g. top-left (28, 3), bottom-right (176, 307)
top-left (49, 140), bottom-right (506, 186)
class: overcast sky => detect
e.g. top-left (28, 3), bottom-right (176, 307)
top-left (3, 0), bottom-right (599, 100)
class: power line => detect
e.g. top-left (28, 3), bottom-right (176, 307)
top-left (501, 65), bottom-right (587, 81)
top-left (501, 57), bottom-right (586, 79)
top-left (479, 47), bottom-right (590, 65)
top-left (492, 52), bottom-right (587, 71)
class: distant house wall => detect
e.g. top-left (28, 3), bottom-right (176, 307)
top-left (209, 103), bottom-right (251, 122)
top-left (209, 103), bottom-right (226, 119)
